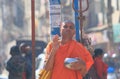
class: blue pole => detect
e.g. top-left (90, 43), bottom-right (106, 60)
top-left (74, 0), bottom-right (80, 41)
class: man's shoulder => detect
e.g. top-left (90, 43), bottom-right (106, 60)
top-left (47, 41), bottom-right (53, 45)
top-left (72, 40), bottom-right (83, 46)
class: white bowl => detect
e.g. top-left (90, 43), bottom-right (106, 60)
top-left (64, 58), bottom-right (78, 69)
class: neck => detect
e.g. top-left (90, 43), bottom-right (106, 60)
top-left (96, 56), bottom-right (102, 59)
top-left (61, 38), bottom-right (73, 45)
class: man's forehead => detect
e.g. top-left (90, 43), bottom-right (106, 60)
top-left (61, 21), bottom-right (74, 26)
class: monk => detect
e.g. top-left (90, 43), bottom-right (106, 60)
top-left (44, 21), bottom-right (94, 79)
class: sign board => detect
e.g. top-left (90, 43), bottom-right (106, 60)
top-left (113, 23), bottom-right (120, 43)
top-left (49, 0), bottom-right (61, 39)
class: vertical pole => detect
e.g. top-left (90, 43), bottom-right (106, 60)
top-left (31, 0), bottom-right (35, 79)
top-left (79, 0), bottom-right (83, 43)
top-left (72, 0), bottom-right (89, 43)
top-left (74, 0), bottom-right (80, 42)
top-left (101, 0), bottom-right (105, 24)
top-left (117, 0), bottom-right (119, 10)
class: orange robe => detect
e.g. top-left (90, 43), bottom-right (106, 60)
top-left (46, 40), bottom-right (93, 79)
top-left (94, 57), bottom-right (108, 79)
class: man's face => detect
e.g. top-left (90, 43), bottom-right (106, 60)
top-left (60, 22), bottom-right (75, 39)
top-left (21, 45), bottom-right (30, 53)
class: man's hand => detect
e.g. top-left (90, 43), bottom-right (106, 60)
top-left (52, 34), bottom-right (60, 51)
top-left (70, 58), bottom-right (87, 76)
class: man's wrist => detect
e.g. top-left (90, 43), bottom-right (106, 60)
top-left (78, 65), bottom-right (87, 77)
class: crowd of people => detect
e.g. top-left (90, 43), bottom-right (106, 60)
top-left (6, 20), bottom-right (110, 79)
top-left (6, 43), bottom-right (32, 79)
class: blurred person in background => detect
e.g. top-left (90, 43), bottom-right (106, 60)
top-left (19, 43), bottom-right (32, 79)
top-left (93, 48), bottom-right (108, 79)
top-left (82, 33), bottom-right (94, 55)
top-left (82, 33), bottom-right (95, 79)
top-left (41, 21), bottom-right (94, 79)
top-left (6, 45), bottom-right (26, 79)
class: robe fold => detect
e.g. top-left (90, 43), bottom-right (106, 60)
top-left (46, 40), bottom-right (94, 79)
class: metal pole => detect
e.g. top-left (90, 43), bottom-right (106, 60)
top-left (73, 0), bottom-right (80, 42)
top-left (79, 0), bottom-right (83, 43)
top-left (72, 0), bottom-right (89, 43)
top-left (31, 0), bottom-right (35, 79)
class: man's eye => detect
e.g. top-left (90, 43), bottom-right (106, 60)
top-left (63, 26), bottom-right (68, 28)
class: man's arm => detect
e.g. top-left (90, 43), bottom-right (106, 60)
top-left (44, 48), bottom-right (57, 70)
top-left (44, 35), bottom-right (60, 71)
